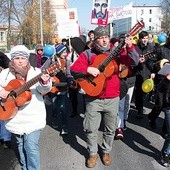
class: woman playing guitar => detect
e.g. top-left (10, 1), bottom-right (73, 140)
top-left (0, 45), bottom-right (52, 170)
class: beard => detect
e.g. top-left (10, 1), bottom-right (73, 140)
top-left (94, 9), bottom-right (107, 19)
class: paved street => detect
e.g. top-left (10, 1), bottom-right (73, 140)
top-left (0, 97), bottom-right (169, 170)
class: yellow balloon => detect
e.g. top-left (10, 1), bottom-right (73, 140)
top-left (132, 34), bottom-right (138, 45)
top-left (153, 35), bottom-right (158, 44)
top-left (142, 79), bottom-right (154, 93)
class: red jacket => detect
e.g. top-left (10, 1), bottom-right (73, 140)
top-left (70, 48), bottom-right (120, 99)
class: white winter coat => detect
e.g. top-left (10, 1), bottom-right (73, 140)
top-left (0, 67), bottom-right (52, 135)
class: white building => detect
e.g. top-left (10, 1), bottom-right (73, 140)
top-left (132, 5), bottom-right (162, 33)
top-left (109, 4), bottom-right (162, 37)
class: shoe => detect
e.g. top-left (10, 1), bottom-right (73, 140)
top-left (116, 128), bottom-right (124, 139)
top-left (86, 154), bottom-right (98, 168)
top-left (52, 115), bottom-right (58, 129)
top-left (101, 153), bottom-right (112, 166)
top-left (3, 141), bottom-right (11, 149)
top-left (123, 120), bottom-right (127, 131)
top-left (51, 122), bottom-right (58, 129)
top-left (60, 125), bottom-right (68, 135)
top-left (161, 152), bottom-right (170, 167)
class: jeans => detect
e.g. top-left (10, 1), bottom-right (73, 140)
top-left (118, 86), bottom-right (134, 128)
top-left (51, 92), bottom-right (69, 126)
top-left (162, 109), bottom-right (170, 155)
top-left (0, 120), bottom-right (11, 141)
top-left (15, 130), bottom-right (41, 170)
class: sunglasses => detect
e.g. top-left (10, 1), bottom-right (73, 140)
top-left (37, 49), bottom-right (43, 51)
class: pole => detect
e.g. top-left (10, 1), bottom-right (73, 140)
top-left (39, 0), bottom-right (43, 45)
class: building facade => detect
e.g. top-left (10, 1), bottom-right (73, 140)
top-left (111, 4), bottom-right (162, 37)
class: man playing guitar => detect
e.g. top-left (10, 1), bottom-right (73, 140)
top-left (70, 26), bottom-right (139, 168)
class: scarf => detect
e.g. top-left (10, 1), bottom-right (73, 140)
top-left (95, 43), bottom-right (110, 53)
top-left (37, 53), bottom-right (42, 68)
top-left (8, 61), bottom-right (31, 80)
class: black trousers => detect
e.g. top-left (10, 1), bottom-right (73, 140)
top-left (69, 88), bottom-right (78, 114)
top-left (148, 90), bottom-right (164, 121)
top-left (135, 75), bottom-right (144, 114)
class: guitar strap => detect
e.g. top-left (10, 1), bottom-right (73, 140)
top-left (71, 50), bottom-right (74, 63)
top-left (85, 50), bottom-right (91, 65)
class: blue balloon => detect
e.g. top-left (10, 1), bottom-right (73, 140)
top-left (43, 45), bottom-right (55, 57)
top-left (161, 32), bottom-right (167, 37)
top-left (158, 34), bottom-right (167, 44)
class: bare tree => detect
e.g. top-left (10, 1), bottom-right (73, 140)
top-left (0, 0), bottom-right (56, 49)
top-left (161, 0), bottom-right (170, 33)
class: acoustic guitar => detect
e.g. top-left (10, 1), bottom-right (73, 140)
top-left (77, 20), bottom-right (145, 97)
top-left (50, 76), bottom-right (67, 93)
top-left (119, 49), bottom-right (155, 79)
top-left (154, 58), bottom-right (169, 72)
top-left (0, 62), bottom-right (59, 120)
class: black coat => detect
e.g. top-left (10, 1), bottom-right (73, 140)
top-left (0, 51), bottom-right (10, 69)
top-left (134, 42), bottom-right (154, 80)
top-left (157, 77), bottom-right (170, 108)
top-left (146, 44), bottom-right (170, 85)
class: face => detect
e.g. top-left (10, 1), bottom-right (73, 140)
top-left (96, 35), bottom-right (110, 48)
top-left (37, 49), bottom-right (43, 55)
top-left (94, 0), bottom-right (108, 19)
top-left (59, 50), bottom-right (67, 59)
top-left (89, 33), bottom-right (95, 41)
top-left (141, 36), bottom-right (149, 46)
top-left (13, 56), bottom-right (28, 68)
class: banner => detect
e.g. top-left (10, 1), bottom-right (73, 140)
top-left (57, 8), bottom-right (80, 39)
top-left (108, 2), bottom-right (133, 22)
top-left (91, 0), bottom-right (111, 26)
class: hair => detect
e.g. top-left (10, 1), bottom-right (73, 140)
top-left (88, 30), bottom-right (94, 37)
top-left (62, 38), bottom-right (67, 43)
top-left (138, 31), bottom-right (148, 39)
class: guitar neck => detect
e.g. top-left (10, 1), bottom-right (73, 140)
top-left (98, 20), bottom-right (144, 72)
top-left (98, 40), bottom-right (125, 72)
top-left (14, 73), bottom-right (43, 96)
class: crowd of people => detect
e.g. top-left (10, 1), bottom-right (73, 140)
top-left (0, 25), bottom-right (170, 169)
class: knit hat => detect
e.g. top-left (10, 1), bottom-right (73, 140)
top-left (35, 44), bottom-right (43, 51)
top-left (70, 37), bottom-right (86, 55)
top-left (55, 44), bottom-right (67, 55)
top-left (94, 26), bottom-right (109, 40)
top-left (10, 45), bottom-right (30, 60)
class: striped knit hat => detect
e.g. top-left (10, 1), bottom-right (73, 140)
top-left (55, 44), bottom-right (67, 55)
top-left (10, 45), bottom-right (30, 60)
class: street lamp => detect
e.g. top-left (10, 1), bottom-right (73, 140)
top-left (39, 0), bottom-right (43, 45)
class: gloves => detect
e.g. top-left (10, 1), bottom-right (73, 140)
top-left (67, 77), bottom-right (77, 89)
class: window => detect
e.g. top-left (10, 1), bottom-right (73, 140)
top-left (141, 9), bottom-right (144, 15)
top-left (149, 26), bottom-right (152, 30)
top-left (149, 18), bottom-right (152, 22)
top-left (149, 9), bottom-right (152, 14)
top-left (0, 32), bottom-right (4, 42)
